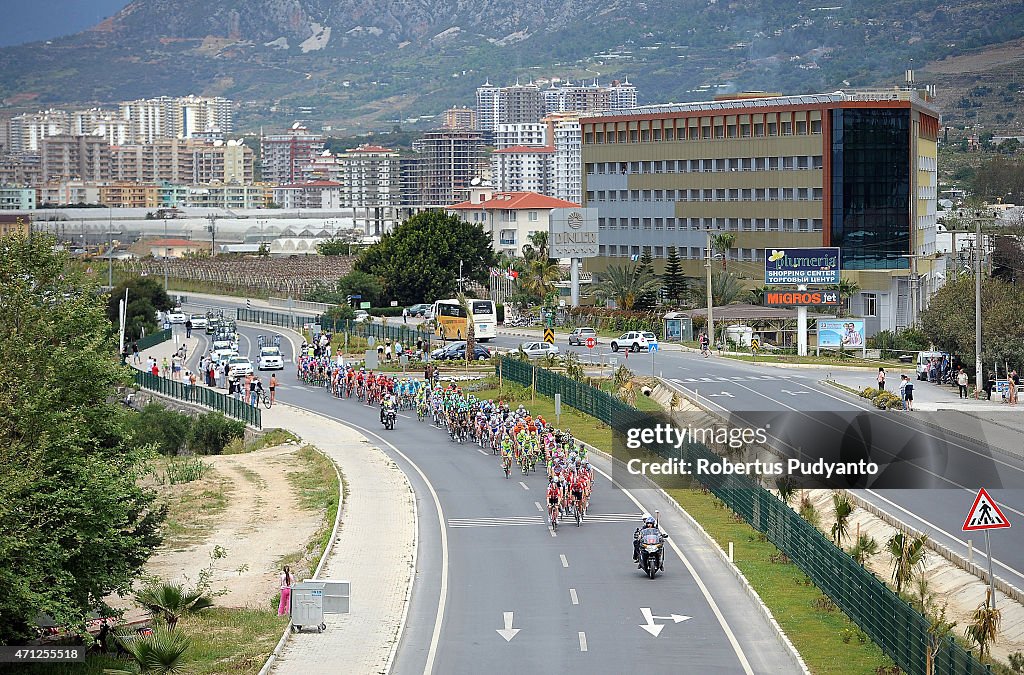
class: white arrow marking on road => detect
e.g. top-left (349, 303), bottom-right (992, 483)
top-left (639, 607), bottom-right (692, 637)
top-left (780, 389), bottom-right (810, 395)
top-left (707, 391), bottom-right (734, 398)
top-left (496, 612), bottom-right (520, 642)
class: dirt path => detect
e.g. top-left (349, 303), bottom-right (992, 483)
top-left (114, 444), bottom-right (323, 612)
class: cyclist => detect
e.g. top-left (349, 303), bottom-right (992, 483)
top-left (546, 478), bottom-right (562, 529)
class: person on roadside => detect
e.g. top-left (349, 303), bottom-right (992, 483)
top-left (161, 356), bottom-right (169, 378)
top-left (250, 376), bottom-right (263, 407)
top-left (269, 373), bottom-right (278, 406)
top-left (957, 368), bottom-right (969, 399)
top-left (185, 318), bottom-right (192, 339)
top-left (876, 367), bottom-right (886, 391)
top-left (1010, 370), bottom-right (1019, 405)
top-left (278, 566), bottom-right (294, 616)
top-left (151, 360), bottom-right (159, 377)
top-left (900, 374), bottom-right (914, 411)
top-left (132, 341), bottom-right (140, 364)
top-left (402, 307), bottom-right (409, 324)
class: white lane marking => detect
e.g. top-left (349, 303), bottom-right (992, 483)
top-left (578, 631), bottom-right (588, 652)
top-left (570, 588), bottom-right (579, 605)
top-left (535, 501), bottom-right (543, 511)
top-left (519, 481), bottom-right (529, 490)
top-left (476, 448), bottom-right (488, 456)
top-left (560, 554), bottom-right (569, 568)
top-left (591, 463), bottom-right (754, 675)
top-left (549, 526), bottom-right (557, 537)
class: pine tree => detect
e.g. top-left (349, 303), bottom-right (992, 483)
top-left (662, 246), bottom-right (686, 307)
top-left (634, 249), bottom-right (659, 309)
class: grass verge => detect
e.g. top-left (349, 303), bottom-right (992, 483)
top-left (157, 469), bottom-right (233, 550)
top-left (286, 445), bottom-right (342, 578)
top-left (224, 427), bottom-right (300, 454)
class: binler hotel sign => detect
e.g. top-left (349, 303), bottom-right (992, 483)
top-left (549, 207), bottom-right (599, 258)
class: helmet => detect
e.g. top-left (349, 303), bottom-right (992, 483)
top-left (644, 517), bottom-right (656, 527)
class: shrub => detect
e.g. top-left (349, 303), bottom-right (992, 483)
top-left (129, 403), bottom-right (193, 456)
top-left (189, 412), bottom-right (245, 455)
top-left (871, 391), bottom-right (904, 410)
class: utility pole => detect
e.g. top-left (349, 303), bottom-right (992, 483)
top-left (163, 215), bottom-right (169, 291)
top-left (107, 207), bottom-right (113, 289)
top-left (704, 229), bottom-right (714, 347)
top-left (459, 259), bottom-right (464, 294)
top-left (975, 211), bottom-right (984, 395)
top-left (208, 213), bottom-right (218, 256)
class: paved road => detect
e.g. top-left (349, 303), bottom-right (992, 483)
top-left (178, 309), bottom-right (804, 675)
top-left (493, 329), bottom-right (1024, 592)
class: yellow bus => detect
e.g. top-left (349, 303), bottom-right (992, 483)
top-left (432, 299), bottom-right (497, 342)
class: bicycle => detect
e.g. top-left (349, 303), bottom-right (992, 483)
top-left (259, 390), bottom-right (272, 409)
top-left (502, 455), bottom-right (512, 479)
top-left (548, 501), bottom-right (559, 531)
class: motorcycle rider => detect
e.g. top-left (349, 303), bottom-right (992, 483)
top-left (381, 392), bottom-right (396, 425)
top-left (633, 516), bottom-right (662, 569)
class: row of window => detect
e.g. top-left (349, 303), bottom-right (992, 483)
top-left (600, 245), bottom-right (770, 261)
top-left (598, 216), bottom-right (823, 232)
top-left (467, 210), bottom-right (541, 222)
top-left (587, 186), bottom-right (823, 203)
top-left (587, 156), bottom-right (824, 175)
top-left (584, 118), bottom-right (823, 145)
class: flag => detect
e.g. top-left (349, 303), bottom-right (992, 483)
top-left (489, 267), bottom-right (499, 278)
top-left (630, 254), bottom-right (640, 261)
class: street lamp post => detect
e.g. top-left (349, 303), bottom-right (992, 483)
top-left (975, 211), bottom-right (984, 396)
top-left (107, 208), bottom-right (113, 289)
top-left (704, 228), bottom-right (715, 348)
top-left (163, 215), bottom-right (169, 291)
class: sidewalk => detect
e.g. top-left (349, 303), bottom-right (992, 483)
top-left (823, 368), bottom-right (1018, 412)
top-left (132, 333), bottom-right (418, 675)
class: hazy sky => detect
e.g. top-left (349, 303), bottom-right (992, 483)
top-left (0, 1), bottom-right (129, 47)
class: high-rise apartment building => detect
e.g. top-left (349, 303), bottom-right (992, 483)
top-left (120, 96), bottom-right (233, 144)
top-left (9, 110), bottom-right (70, 153)
top-left (261, 123), bottom-right (326, 185)
top-left (411, 130), bottom-right (487, 207)
top-left (544, 112), bottom-right (583, 204)
top-left (607, 79), bottom-right (638, 110)
top-left (110, 139), bottom-right (254, 185)
top-left (493, 123), bottom-right (548, 150)
top-left (40, 135), bottom-right (110, 182)
top-left (490, 146), bottom-right (554, 194)
top-left (443, 107), bottom-right (477, 131)
top-left (303, 144), bottom-right (402, 235)
top-left (580, 89), bottom-right (940, 333)
top-left (499, 83), bottom-right (544, 125)
top-left (475, 82), bottom-right (502, 134)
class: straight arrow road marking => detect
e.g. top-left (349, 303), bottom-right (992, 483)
top-left (639, 607), bottom-right (692, 637)
top-left (496, 612), bottom-right (520, 642)
top-left (707, 391), bottom-right (734, 398)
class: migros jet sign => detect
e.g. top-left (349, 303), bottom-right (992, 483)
top-left (764, 290), bottom-right (839, 306)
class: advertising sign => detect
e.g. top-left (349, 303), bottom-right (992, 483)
top-left (550, 208), bottom-right (599, 258)
top-left (817, 319), bottom-right (865, 349)
top-left (765, 247), bottom-right (840, 285)
top-left (764, 290), bottom-right (840, 306)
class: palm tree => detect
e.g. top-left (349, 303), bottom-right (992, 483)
top-left (746, 285), bottom-right (771, 305)
top-left (712, 232), bottom-right (736, 269)
top-left (775, 476), bottom-right (796, 505)
top-left (831, 492), bottom-right (854, 546)
top-left (518, 257), bottom-right (563, 299)
top-left (134, 583), bottom-right (214, 630)
top-left (693, 269), bottom-right (744, 306)
top-left (886, 532), bottom-right (928, 595)
top-left (849, 533), bottom-right (879, 566)
top-left (106, 626), bottom-right (191, 674)
top-left (835, 278), bottom-right (861, 318)
top-left (457, 292), bottom-right (476, 366)
top-left (591, 264), bottom-right (662, 310)
top-left (966, 591), bottom-right (1001, 660)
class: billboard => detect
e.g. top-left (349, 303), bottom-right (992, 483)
top-left (549, 208), bottom-right (599, 258)
top-left (817, 319), bottom-right (865, 349)
top-left (765, 247), bottom-right (840, 285)
top-left (764, 290), bottom-right (840, 306)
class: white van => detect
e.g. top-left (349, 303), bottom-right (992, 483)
top-left (916, 351), bottom-right (946, 381)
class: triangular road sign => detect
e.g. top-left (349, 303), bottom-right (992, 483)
top-left (962, 488), bottom-right (1011, 531)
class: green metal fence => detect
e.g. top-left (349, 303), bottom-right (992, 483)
top-left (236, 308), bottom-right (307, 330)
top-left (133, 370), bottom-right (261, 428)
top-left (496, 356), bottom-right (989, 675)
top-left (136, 329), bottom-right (172, 351)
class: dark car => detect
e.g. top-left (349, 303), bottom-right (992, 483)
top-left (430, 341), bottom-right (491, 361)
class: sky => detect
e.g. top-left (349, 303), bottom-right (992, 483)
top-left (0, 0), bottom-right (129, 47)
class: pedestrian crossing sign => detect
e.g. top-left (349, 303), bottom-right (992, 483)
top-left (544, 328), bottom-right (555, 344)
top-left (962, 488), bottom-right (1011, 531)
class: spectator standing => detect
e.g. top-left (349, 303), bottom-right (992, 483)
top-left (402, 307), bottom-right (408, 324)
top-left (957, 368), bottom-right (969, 399)
top-left (876, 367), bottom-right (886, 391)
top-left (185, 318), bottom-right (193, 339)
top-left (269, 373), bottom-right (278, 406)
top-left (900, 374), bottom-right (914, 411)
top-left (278, 566), bottom-right (294, 616)
top-left (132, 341), bottom-right (140, 364)
top-left (161, 357), bottom-right (169, 378)
top-left (1010, 370), bottom-right (1019, 405)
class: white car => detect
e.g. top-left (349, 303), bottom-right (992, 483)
top-left (520, 341), bottom-right (560, 358)
top-left (641, 331), bottom-right (659, 350)
top-left (610, 331), bottom-right (651, 352)
top-left (226, 356), bottom-right (254, 380)
top-left (189, 314), bottom-right (207, 328)
top-left (212, 338), bottom-right (235, 352)
top-left (167, 310), bottom-right (186, 324)
top-left (214, 350), bottom-right (238, 368)
top-left (257, 346), bottom-right (284, 371)
top-left (353, 310), bottom-right (370, 323)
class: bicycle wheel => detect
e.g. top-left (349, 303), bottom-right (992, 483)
top-left (263, 394), bottom-right (272, 409)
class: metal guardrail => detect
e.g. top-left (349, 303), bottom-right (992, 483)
top-left (496, 356), bottom-right (989, 675)
top-left (237, 308), bottom-right (308, 330)
top-left (136, 328), bottom-right (172, 351)
top-left (268, 297), bottom-right (332, 313)
top-left (240, 308), bottom-right (434, 350)
top-left (133, 370), bottom-right (261, 428)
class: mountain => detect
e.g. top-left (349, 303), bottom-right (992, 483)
top-left (2, 0), bottom-right (1023, 132)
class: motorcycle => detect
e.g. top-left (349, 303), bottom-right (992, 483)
top-left (636, 530), bottom-right (669, 579)
top-left (382, 407), bottom-right (396, 431)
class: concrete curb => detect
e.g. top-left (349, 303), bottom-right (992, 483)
top-left (583, 442), bottom-right (811, 675)
top-left (258, 439), bottom-right (345, 675)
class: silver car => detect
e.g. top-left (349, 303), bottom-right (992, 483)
top-left (519, 341), bottom-right (560, 358)
top-left (568, 327), bottom-right (597, 346)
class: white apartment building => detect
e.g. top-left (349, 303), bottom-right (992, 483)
top-left (607, 79), bottom-right (638, 109)
top-left (448, 190), bottom-right (579, 257)
top-left (493, 123), bottom-right (547, 150)
top-left (490, 146), bottom-right (554, 195)
top-left (261, 123), bottom-right (326, 186)
top-left (0, 187), bottom-right (35, 210)
top-left (544, 113), bottom-right (582, 204)
top-left (36, 181), bottom-right (102, 207)
top-left (303, 144), bottom-right (400, 207)
top-left (120, 96), bottom-right (233, 144)
top-left (475, 81), bottom-right (501, 133)
top-left (272, 180), bottom-right (345, 209)
top-left (9, 110), bottom-right (70, 153)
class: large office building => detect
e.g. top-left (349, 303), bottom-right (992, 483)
top-left (580, 89), bottom-right (940, 333)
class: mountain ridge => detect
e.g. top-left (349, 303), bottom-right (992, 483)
top-left (2, 0), bottom-right (1023, 131)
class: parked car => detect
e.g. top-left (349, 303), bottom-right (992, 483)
top-left (520, 341), bottom-right (560, 358)
top-left (226, 356), bottom-right (254, 380)
top-left (641, 331), bottom-right (659, 350)
top-left (407, 303), bottom-right (431, 317)
top-left (166, 310), bottom-right (186, 324)
top-left (353, 309), bottom-right (370, 323)
top-left (430, 341), bottom-right (491, 361)
top-left (189, 313), bottom-right (207, 328)
top-left (257, 346), bottom-right (284, 370)
top-left (567, 327), bottom-right (597, 346)
top-left (610, 331), bottom-right (651, 352)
